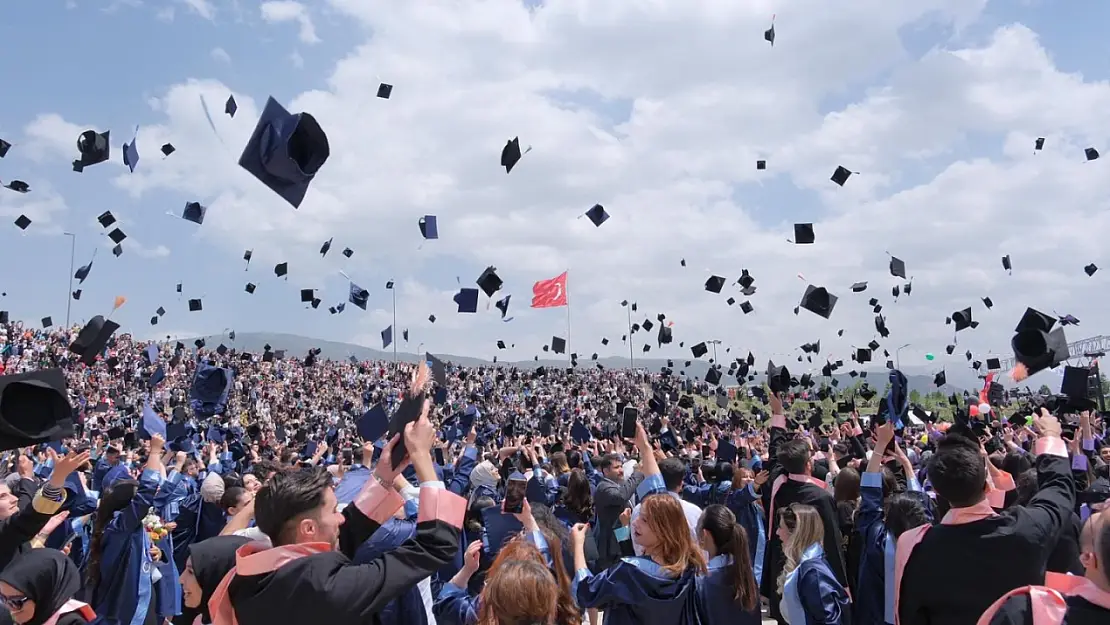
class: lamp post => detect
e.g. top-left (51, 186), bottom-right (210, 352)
top-left (896, 343), bottom-right (912, 370)
top-left (63, 232), bottom-right (76, 328)
top-left (386, 280), bottom-right (397, 362)
top-left (707, 339), bottom-right (722, 363)
top-left (621, 300), bottom-right (634, 369)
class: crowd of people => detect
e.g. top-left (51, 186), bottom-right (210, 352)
top-left (0, 318), bottom-right (1107, 625)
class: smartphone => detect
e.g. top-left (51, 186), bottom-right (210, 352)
top-left (621, 406), bottom-right (639, 439)
top-left (504, 473), bottom-right (527, 514)
top-left (387, 391), bottom-right (426, 470)
top-left (61, 532), bottom-right (80, 551)
top-left (433, 448), bottom-right (445, 466)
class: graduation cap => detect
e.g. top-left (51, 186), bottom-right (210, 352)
top-left (320, 238), bottom-right (333, 256)
top-left (300, 288), bottom-right (314, 303)
top-left (585, 204), bottom-right (609, 227)
top-left (982, 297), bottom-right (994, 309)
top-left (418, 215), bottom-right (438, 240)
top-left (691, 342), bottom-right (708, 358)
top-left (454, 288), bottom-right (478, 313)
top-left (952, 307), bottom-right (973, 331)
top-left (73, 130), bottom-right (110, 172)
top-left (377, 83), bottom-right (393, 99)
top-left (1060, 366), bottom-right (1096, 411)
top-left (238, 96), bottom-right (329, 208)
top-left (188, 298), bottom-right (202, 312)
top-left (13, 215), bottom-right (30, 231)
top-left (855, 348), bottom-right (871, 363)
top-left (551, 336), bottom-right (566, 354)
top-left (108, 228), bottom-right (126, 244)
top-left (601, 338), bottom-right (609, 346)
top-left (889, 256), bottom-right (906, 279)
top-left (756, 160), bottom-right (766, 170)
top-left (41, 317), bottom-right (52, 329)
top-left (275, 262), bottom-right (288, 278)
top-left (97, 211), bottom-right (116, 228)
top-left (1011, 307), bottom-right (1068, 376)
top-left (225, 95), bottom-right (238, 117)
top-left (1084, 263), bottom-right (1098, 277)
top-left (72, 290), bottom-right (81, 301)
top-left (111, 244), bottom-right (122, 258)
top-left (122, 136), bottom-right (139, 173)
top-left (764, 20), bottom-right (775, 46)
top-left (705, 276), bottom-right (725, 293)
top-left (245, 283), bottom-right (256, 294)
top-left (766, 361), bottom-right (790, 394)
top-left (161, 143), bottom-right (175, 156)
top-left (933, 371), bottom-right (946, 387)
top-left (740, 301), bottom-right (754, 314)
top-left (176, 283), bottom-right (183, 293)
top-left (851, 281), bottom-right (867, 293)
top-left (140, 401), bottom-right (166, 440)
top-left (495, 295), bottom-right (511, 319)
top-left (1085, 147), bottom-right (1100, 161)
top-left (793, 223), bottom-right (815, 244)
top-left (357, 404), bottom-right (389, 441)
top-left (476, 267), bottom-right (502, 297)
top-left (342, 247), bottom-right (353, 258)
top-left (182, 202), bottom-right (207, 225)
top-left (501, 137), bottom-right (523, 173)
top-left (68, 316), bottom-right (120, 365)
top-left (4, 180), bottom-right (29, 194)
top-left (831, 165), bottom-right (853, 186)
top-left (0, 369), bottom-right (74, 451)
top-left (381, 325), bottom-right (393, 349)
top-left (799, 285), bottom-right (837, 319)
top-left (0, 139), bottom-right (9, 158)
top-left (1002, 255), bottom-right (1012, 274)
top-left (986, 357), bottom-right (1001, 370)
top-left (1034, 137), bottom-right (1045, 151)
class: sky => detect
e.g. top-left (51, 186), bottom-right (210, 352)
top-left (1, 0), bottom-right (1108, 388)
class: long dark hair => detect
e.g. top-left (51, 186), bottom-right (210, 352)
top-left (564, 469), bottom-right (593, 521)
top-left (699, 504), bottom-right (758, 612)
top-left (85, 480), bottom-right (139, 593)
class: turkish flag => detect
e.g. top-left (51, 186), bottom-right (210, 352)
top-left (531, 271), bottom-right (568, 308)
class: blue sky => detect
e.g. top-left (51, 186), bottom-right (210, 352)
top-left (1, 1), bottom-right (1108, 389)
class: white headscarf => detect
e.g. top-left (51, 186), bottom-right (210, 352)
top-left (470, 460), bottom-right (499, 491)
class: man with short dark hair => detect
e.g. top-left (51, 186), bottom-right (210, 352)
top-left (594, 451), bottom-right (645, 569)
top-left (896, 410), bottom-right (1075, 625)
top-left (209, 371), bottom-right (466, 625)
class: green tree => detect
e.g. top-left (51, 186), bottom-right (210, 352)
top-left (1038, 384), bottom-right (1052, 395)
top-left (909, 389), bottom-right (922, 405)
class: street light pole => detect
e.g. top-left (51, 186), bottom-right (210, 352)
top-left (895, 343), bottom-right (912, 370)
top-left (63, 233), bottom-right (76, 328)
top-left (622, 301), bottom-right (634, 369)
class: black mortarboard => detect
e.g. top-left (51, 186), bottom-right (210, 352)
top-left (455, 288), bottom-right (479, 313)
top-left (1085, 147), bottom-right (1100, 161)
top-left (764, 21), bottom-right (775, 45)
top-left (738, 269), bottom-right (754, 289)
top-left (225, 95), bottom-right (237, 117)
top-left (343, 247), bottom-right (353, 258)
top-left (1084, 263), bottom-right (1098, 277)
top-left (377, 83), bottom-right (393, 99)
top-left (238, 96), bottom-right (329, 208)
top-left (245, 283), bottom-right (256, 294)
top-left (756, 160), bottom-right (766, 170)
top-left (73, 130), bottom-right (110, 172)
top-left (4, 181), bottom-right (29, 194)
top-left (182, 202), bottom-right (207, 225)
top-left (740, 301), bottom-right (754, 314)
top-left (551, 336), bottom-right (566, 354)
top-left (1002, 255), bottom-right (1012, 273)
top-left (68, 316), bottom-right (120, 365)
top-left (1034, 137), bottom-right (1044, 151)
top-left (767, 361), bottom-right (790, 394)
top-left (97, 211), bottom-right (116, 228)
top-left (831, 165), bottom-right (852, 186)
top-left (705, 367), bottom-right (721, 386)
top-left (793, 223), bottom-right (815, 244)
top-left (418, 215), bottom-right (438, 240)
top-left (161, 143), bottom-right (175, 156)
top-left (1060, 366), bottom-right (1095, 410)
top-left (275, 263), bottom-right (288, 278)
top-left (300, 289), bottom-right (314, 303)
top-left (986, 357), bottom-right (1001, 370)
top-left (892, 285), bottom-right (900, 298)
top-left (320, 237), bottom-right (333, 256)
top-left (889, 256), bottom-right (906, 278)
top-left (72, 290), bottom-right (81, 301)
top-left (188, 298), bottom-right (202, 312)
top-left (799, 285), bottom-right (837, 319)
top-left (112, 244), bottom-right (122, 257)
top-left (691, 342), bottom-right (708, 358)
top-left (0, 139), bottom-right (9, 158)
top-left (1012, 308), bottom-right (1068, 376)
top-left (41, 317), bottom-right (52, 329)
top-left (934, 371), bottom-right (946, 387)
top-left (726, 297), bottom-right (736, 306)
top-left (476, 267), bottom-right (502, 298)
top-left (982, 297), bottom-right (993, 309)
top-left (585, 204), bottom-right (609, 227)
top-left (851, 281), bottom-right (867, 293)
top-left (13, 215), bottom-right (30, 230)
top-left (0, 369), bottom-right (73, 451)
top-left (108, 228), bottom-right (126, 244)
top-left (176, 283), bottom-right (182, 293)
top-left (855, 348), bottom-right (871, 363)
top-left (705, 276), bottom-right (725, 293)
top-left (501, 137), bottom-right (522, 173)
top-left (952, 307), bottom-right (973, 331)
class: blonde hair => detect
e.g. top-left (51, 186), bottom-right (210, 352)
top-left (776, 504), bottom-right (825, 595)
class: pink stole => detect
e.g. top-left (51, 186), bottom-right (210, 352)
top-left (893, 499), bottom-right (998, 625)
top-left (40, 599), bottom-right (96, 625)
top-left (209, 541), bottom-right (332, 625)
top-left (976, 575), bottom-right (1110, 625)
top-left (768, 473), bottom-right (828, 528)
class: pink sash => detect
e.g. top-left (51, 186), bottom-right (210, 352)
top-left (209, 541), bottom-right (331, 625)
top-left (768, 473), bottom-right (828, 528)
top-left (975, 575), bottom-right (1110, 625)
top-left (40, 600), bottom-right (96, 625)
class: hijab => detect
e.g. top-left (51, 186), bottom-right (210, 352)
top-left (0, 549), bottom-right (81, 625)
top-left (189, 536), bottom-right (250, 625)
top-left (471, 461), bottom-right (498, 491)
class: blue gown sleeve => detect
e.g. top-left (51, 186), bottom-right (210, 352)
top-left (107, 469), bottom-right (161, 536)
top-left (575, 560), bottom-right (653, 610)
top-left (797, 563), bottom-right (847, 625)
top-left (447, 447), bottom-right (478, 496)
top-left (432, 582), bottom-right (478, 625)
top-left (857, 473), bottom-right (885, 537)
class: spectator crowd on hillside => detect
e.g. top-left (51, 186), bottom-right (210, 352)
top-left (0, 318), bottom-right (1106, 625)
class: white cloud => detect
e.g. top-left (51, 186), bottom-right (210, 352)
top-left (178, 0), bottom-right (213, 20)
top-left (210, 47), bottom-right (231, 64)
top-left (26, 1), bottom-right (1110, 387)
top-left (260, 1), bottom-right (320, 44)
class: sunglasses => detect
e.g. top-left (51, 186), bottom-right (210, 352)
top-left (0, 594), bottom-right (29, 611)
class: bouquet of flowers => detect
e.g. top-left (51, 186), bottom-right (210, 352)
top-left (142, 508), bottom-right (170, 543)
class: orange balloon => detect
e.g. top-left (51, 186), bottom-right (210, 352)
top-left (969, 405), bottom-right (979, 417)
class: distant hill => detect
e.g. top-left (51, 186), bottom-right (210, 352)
top-left (180, 331), bottom-right (969, 394)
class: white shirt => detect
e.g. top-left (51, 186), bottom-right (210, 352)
top-left (630, 491), bottom-right (702, 556)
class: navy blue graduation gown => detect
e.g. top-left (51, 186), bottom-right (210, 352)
top-left (354, 518), bottom-right (428, 625)
top-left (574, 557), bottom-right (700, 625)
top-left (695, 554), bottom-right (763, 625)
top-left (725, 484), bottom-right (767, 587)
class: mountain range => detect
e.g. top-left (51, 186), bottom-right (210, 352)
top-left (181, 331), bottom-right (991, 395)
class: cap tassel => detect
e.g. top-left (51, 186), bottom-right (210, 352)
top-left (1010, 362), bottom-right (1029, 382)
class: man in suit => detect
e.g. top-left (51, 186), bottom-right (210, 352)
top-left (594, 452), bottom-right (645, 570)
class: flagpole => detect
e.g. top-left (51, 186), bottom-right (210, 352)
top-left (392, 286), bottom-right (397, 363)
top-left (627, 304), bottom-right (634, 369)
top-left (565, 271), bottom-right (572, 365)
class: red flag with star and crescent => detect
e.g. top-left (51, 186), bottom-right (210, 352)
top-left (531, 271), bottom-right (568, 308)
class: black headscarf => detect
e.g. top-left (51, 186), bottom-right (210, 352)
top-left (189, 535), bottom-right (250, 624)
top-left (0, 549), bottom-right (81, 625)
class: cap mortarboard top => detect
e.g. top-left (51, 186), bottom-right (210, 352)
top-left (225, 95), bottom-right (237, 117)
top-left (13, 215), bottom-right (30, 230)
top-left (0, 369), bottom-right (74, 451)
top-left (691, 342), bottom-right (708, 358)
top-left (68, 315), bottom-right (120, 365)
top-left (182, 202), bottom-right (207, 225)
top-left (1034, 138), bottom-right (1044, 151)
top-left (161, 143), bottom-right (175, 156)
top-left (320, 238), bottom-right (333, 256)
top-left (108, 228), bottom-right (126, 244)
top-left (476, 267), bottom-right (502, 298)
top-left (551, 336), bottom-right (566, 354)
top-left (1084, 263), bottom-right (1098, 277)
top-left (342, 247), bottom-right (353, 258)
top-left (112, 245), bottom-right (123, 258)
top-left (188, 298), bottom-right (202, 312)
top-left (952, 307), bottom-right (973, 331)
top-left (238, 96), bottom-right (330, 208)
top-left (764, 22), bottom-right (775, 45)
top-left (4, 181), bottom-right (29, 194)
top-left (740, 301), bottom-right (754, 314)
top-left (97, 211), bottom-right (116, 228)
top-left (889, 257), bottom-right (906, 279)
top-left (41, 317), bottom-right (52, 329)
top-left (705, 276), bottom-right (725, 293)
top-left (73, 130), bottom-right (110, 172)
top-left (0, 139), bottom-right (10, 158)
top-left (982, 297), bottom-right (993, 309)
top-left (1002, 255), bottom-right (1012, 273)
top-left (831, 166), bottom-right (852, 186)
top-left (418, 215), bottom-right (438, 240)
top-left (585, 204), bottom-right (609, 227)
top-left (1085, 147), bottom-right (1100, 161)
top-left (799, 285), bottom-right (838, 319)
top-left (275, 263), bottom-right (288, 278)
top-left (851, 281), bottom-right (867, 292)
top-left (245, 283), bottom-right (256, 294)
top-left (454, 288), bottom-right (479, 313)
top-left (502, 137), bottom-right (522, 173)
top-left (793, 223), bottom-right (815, 244)
top-left (756, 160), bottom-right (766, 170)
top-left (933, 371), bottom-right (946, 387)
top-left (377, 83), bottom-right (393, 99)
top-left (300, 289), bottom-right (314, 303)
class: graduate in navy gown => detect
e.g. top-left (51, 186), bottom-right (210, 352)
top-left (694, 504), bottom-right (763, 625)
top-left (178, 535), bottom-right (250, 625)
top-left (776, 504), bottom-right (850, 625)
top-left (0, 549), bottom-right (101, 625)
top-left (571, 422), bottom-right (704, 625)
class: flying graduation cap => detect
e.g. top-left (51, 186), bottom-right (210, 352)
top-left (182, 202), bottom-right (207, 225)
top-left (0, 369), bottom-right (74, 451)
top-left (793, 223), bottom-right (814, 244)
top-left (0, 139), bottom-right (10, 158)
top-left (831, 166), bottom-right (854, 186)
top-left (238, 96), bottom-right (329, 208)
top-left (349, 282), bottom-right (369, 310)
top-left (320, 238), bottom-right (333, 256)
top-left (495, 295), bottom-right (511, 319)
top-left (381, 325), bottom-right (393, 349)
top-left (3, 180), bottom-right (29, 194)
top-left (418, 216), bottom-right (438, 240)
top-left (13, 215), bottom-right (30, 230)
top-left (122, 129), bottom-right (139, 173)
top-left (585, 204), bottom-right (609, 227)
top-left (73, 130), bottom-right (110, 172)
top-left (764, 16), bottom-right (775, 46)
top-left (1085, 147), bottom-right (1100, 161)
top-left (377, 83), bottom-right (393, 99)
top-left (69, 316), bottom-right (120, 365)
top-left (225, 95), bottom-right (237, 117)
top-left (161, 143), bottom-right (175, 157)
top-left (501, 137), bottom-right (530, 173)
